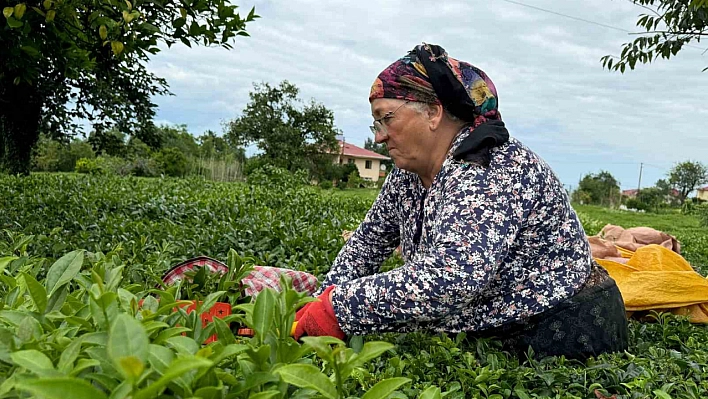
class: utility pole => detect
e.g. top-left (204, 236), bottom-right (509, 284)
top-left (637, 162), bottom-right (643, 193)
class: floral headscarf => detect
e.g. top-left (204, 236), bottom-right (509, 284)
top-left (369, 43), bottom-right (500, 127)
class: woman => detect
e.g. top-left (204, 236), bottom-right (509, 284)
top-left (295, 43), bottom-right (628, 360)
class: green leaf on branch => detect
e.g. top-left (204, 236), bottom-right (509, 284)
top-left (111, 41), bottom-right (124, 55)
top-left (418, 386), bottom-right (442, 399)
top-left (274, 364), bottom-right (337, 399)
top-left (11, 350), bottom-right (54, 375)
top-left (361, 377), bottom-right (411, 399)
top-left (107, 313), bottom-right (149, 381)
top-left (6, 16), bottom-right (22, 28)
top-left (252, 288), bottom-right (275, 343)
top-left (46, 250), bottom-right (83, 296)
top-left (21, 273), bottom-right (47, 313)
top-left (14, 3), bottom-right (26, 19)
top-left (133, 356), bottom-right (213, 399)
top-left (15, 378), bottom-right (108, 399)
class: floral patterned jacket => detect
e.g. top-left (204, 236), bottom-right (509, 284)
top-left (319, 129), bottom-right (593, 335)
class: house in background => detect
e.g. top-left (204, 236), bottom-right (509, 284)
top-left (696, 186), bottom-right (708, 201)
top-left (623, 188), bottom-right (681, 203)
top-left (333, 140), bottom-right (390, 182)
top-left (621, 189), bottom-right (639, 199)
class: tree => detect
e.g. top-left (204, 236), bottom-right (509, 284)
top-left (577, 171), bottom-right (622, 206)
top-left (1, 1), bottom-right (259, 175)
top-left (635, 187), bottom-right (666, 212)
top-left (125, 137), bottom-right (152, 159)
top-left (602, 0), bottom-right (708, 72)
top-left (198, 130), bottom-right (245, 162)
top-left (225, 81), bottom-right (341, 174)
top-left (156, 124), bottom-right (199, 155)
top-left (88, 128), bottom-right (127, 157)
top-left (668, 161), bottom-right (708, 203)
top-left (154, 147), bottom-right (188, 177)
top-left (655, 178), bottom-right (673, 195)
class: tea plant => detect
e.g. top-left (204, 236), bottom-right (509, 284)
top-left (2, 174), bottom-right (708, 398)
top-left (0, 247), bottom-right (412, 398)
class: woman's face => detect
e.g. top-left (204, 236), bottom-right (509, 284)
top-left (370, 98), bottom-right (431, 173)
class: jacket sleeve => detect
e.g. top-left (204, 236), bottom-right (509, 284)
top-left (330, 166), bottom-right (528, 334)
top-left (315, 171), bottom-right (402, 295)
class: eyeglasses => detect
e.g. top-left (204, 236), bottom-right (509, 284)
top-left (369, 100), bottom-right (411, 137)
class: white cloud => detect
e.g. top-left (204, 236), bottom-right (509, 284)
top-left (144, 0), bottom-right (707, 189)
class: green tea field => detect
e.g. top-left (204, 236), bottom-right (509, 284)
top-left (1, 174), bottom-right (708, 399)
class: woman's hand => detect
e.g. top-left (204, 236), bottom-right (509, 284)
top-left (293, 285), bottom-right (345, 340)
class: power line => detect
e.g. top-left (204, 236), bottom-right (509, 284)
top-left (498, 0), bottom-right (707, 52)
top-left (542, 159), bottom-right (644, 166)
top-left (498, 0), bottom-right (627, 32)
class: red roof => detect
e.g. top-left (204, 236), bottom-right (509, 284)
top-left (624, 188), bottom-right (681, 196)
top-left (698, 186), bottom-right (708, 192)
top-left (337, 140), bottom-right (390, 161)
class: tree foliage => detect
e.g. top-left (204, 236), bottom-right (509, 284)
top-left (225, 81), bottom-right (341, 175)
top-left (575, 171), bottom-right (622, 206)
top-left (632, 187), bottom-right (666, 212)
top-left (602, 0), bottom-right (708, 72)
top-left (668, 160), bottom-right (708, 203)
top-left (0, 0), bottom-right (258, 175)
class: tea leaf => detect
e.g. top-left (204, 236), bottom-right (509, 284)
top-left (211, 343), bottom-right (248, 364)
top-left (166, 335), bottom-right (199, 355)
top-left (58, 337), bottom-right (83, 373)
top-left (133, 356), bottom-right (213, 399)
top-left (107, 313), bottom-right (148, 381)
top-left (352, 341), bottom-right (395, 367)
top-left (194, 386), bottom-right (223, 398)
top-left (653, 390), bottom-right (673, 399)
top-left (15, 377), bottom-right (108, 399)
top-left (418, 386), bottom-right (442, 399)
top-left (301, 336), bottom-right (338, 363)
top-left (11, 350), bottom-right (54, 375)
top-left (248, 391), bottom-right (280, 399)
top-left (252, 288), bottom-right (275, 343)
top-left (46, 250), bottom-right (84, 296)
top-left (153, 327), bottom-right (191, 344)
top-left (274, 363), bottom-right (337, 399)
top-left (21, 273), bottom-right (47, 313)
top-left (16, 315), bottom-right (42, 342)
top-left (90, 292), bottom-right (119, 330)
top-left (213, 316), bottom-right (235, 345)
top-left (110, 381), bottom-right (133, 399)
top-left (0, 256), bottom-right (18, 275)
top-left (148, 344), bottom-right (174, 373)
top-left (231, 371), bottom-right (279, 395)
top-left (69, 359), bottom-right (101, 376)
top-left (46, 285), bottom-right (68, 313)
top-left (198, 290), bottom-right (226, 314)
top-left (362, 377), bottom-right (411, 399)
top-left (81, 331), bottom-right (108, 346)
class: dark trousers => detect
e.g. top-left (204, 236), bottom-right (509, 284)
top-left (477, 266), bottom-right (629, 360)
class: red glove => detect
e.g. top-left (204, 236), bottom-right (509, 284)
top-left (294, 285), bottom-right (345, 340)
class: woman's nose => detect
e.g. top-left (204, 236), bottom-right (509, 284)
top-left (374, 131), bottom-right (387, 144)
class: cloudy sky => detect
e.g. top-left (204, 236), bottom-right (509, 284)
top-left (147, 0), bottom-right (707, 190)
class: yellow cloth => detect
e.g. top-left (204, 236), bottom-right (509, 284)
top-left (595, 244), bottom-right (708, 323)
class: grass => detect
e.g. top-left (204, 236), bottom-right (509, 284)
top-left (327, 187), bottom-right (380, 202)
top-left (574, 205), bottom-right (708, 274)
top-left (573, 205), bottom-right (703, 233)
